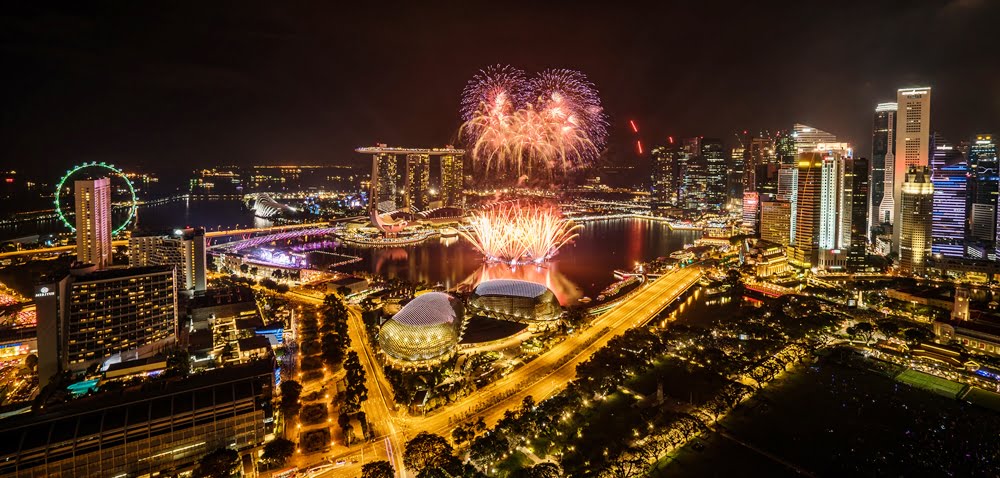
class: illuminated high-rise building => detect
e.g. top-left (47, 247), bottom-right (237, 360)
top-left (729, 139), bottom-right (746, 202)
top-left (129, 228), bottom-right (207, 293)
top-left (75, 178), bottom-right (113, 269)
top-left (791, 153), bottom-right (824, 266)
top-left (760, 200), bottom-right (792, 246)
top-left (405, 153), bottom-right (431, 212)
top-left (793, 124), bottom-right (837, 154)
top-left (440, 153), bottom-right (465, 207)
top-left (872, 102), bottom-right (898, 234)
top-left (35, 265), bottom-right (178, 387)
top-left (702, 138), bottom-right (727, 211)
top-left (742, 191), bottom-right (759, 231)
top-left (892, 87), bottom-right (932, 253)
top-left (814, 146), bottom-right (864, 271)
top-left (650, 141), bottom-right (681, 213)
top-left (358, 145), bottom-right (465, 219)
top-left (899, 166), bottom-right (933, 274)
top-left (969, 134), bottom-right (998, 253)
top-left (775, 131), bottom-right (796, 166)
top-left (930, 135), bottom-right (967, 258)
top-left (846, 157), bottom-right (870, 272)
top-left (371, 151), bottom-right (400, 212)
top-left (818, 156), bottom-right (843, 251)
top-left (683, 156), bottom-right (709, 211)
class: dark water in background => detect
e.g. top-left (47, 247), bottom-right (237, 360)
top-left (0, 199), bottom-right (258, 240)
top-left (4, 199), bottom-right (701, 304)
top-left (331, 217), bottom-right (701, 303)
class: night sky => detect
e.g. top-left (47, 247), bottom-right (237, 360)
top-left (2, 1), bottom-right (999, 181)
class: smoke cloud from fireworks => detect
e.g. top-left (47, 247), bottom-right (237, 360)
top-left (460, 65), bottom-right (608, 177)
top-left (459, 205), bottom-right (581, 265)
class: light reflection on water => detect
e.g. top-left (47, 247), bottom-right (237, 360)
top-left (336, 218), bottom-right (700, 304)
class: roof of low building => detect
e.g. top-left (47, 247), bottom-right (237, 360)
top-left (473, 279), bottom-right (550, 299)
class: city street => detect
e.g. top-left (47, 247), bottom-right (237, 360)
top-left (310, 266), bottom-right (702, 477)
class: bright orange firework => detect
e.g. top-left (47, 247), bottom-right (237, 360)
top-left (460, 205), bottom-right (581, 265)
top-left (460, 66), bottom-right (607, 177)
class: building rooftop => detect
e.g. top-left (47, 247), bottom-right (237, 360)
top-left (0, 360), bottom-right (273, 431)
top-left (474, 279), bottom-right (550, 299)
top-left (61, 264), bottom-right (175, 284)
top-left (332, 276), bottom-right (367, 286)
top-left (392, 292), bottom-right (459, 327)
top-left (460, 316), bottom-right (527, 344)
top-left (104, 355), bottom-right (167, 374)
top-left (235, 315), bottom-right (265, 331)
top-left (188, 286), bottom-right (256, 309)
top-left (237, 335), bottom-right (272, 352)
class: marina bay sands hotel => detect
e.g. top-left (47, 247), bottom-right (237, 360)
top-left (355, 144), bottom-right (465, 214)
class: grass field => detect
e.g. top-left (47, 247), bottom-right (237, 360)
top-left (964, 387), bottom-right (1000, 413)
top-left (895, 370), bottom-right (966, 398)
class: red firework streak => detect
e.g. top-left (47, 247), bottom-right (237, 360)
top-left (629, 119), bottom-right (643, 155)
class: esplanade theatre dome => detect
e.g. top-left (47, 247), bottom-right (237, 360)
top-left (468, 279), bottom-right (562, 323)
top-left (378, 292), bottom-right (464, 368)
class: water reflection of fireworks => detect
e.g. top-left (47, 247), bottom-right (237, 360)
top-left (459, 205), bottom-right (580, 266)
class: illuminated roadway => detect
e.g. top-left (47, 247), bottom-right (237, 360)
top-left (316, 265), bottom-right (702, 477)
top-left (406, 266), bottom-right (703, 436)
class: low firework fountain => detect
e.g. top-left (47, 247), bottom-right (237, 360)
top-left (459, 205), bottom-right (581, 265)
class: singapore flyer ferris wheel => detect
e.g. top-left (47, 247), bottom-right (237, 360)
top-left (55, 162), bottom-right (138, 234)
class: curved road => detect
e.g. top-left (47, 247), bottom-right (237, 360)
top-left (315, 266), bottom-right (702, 477)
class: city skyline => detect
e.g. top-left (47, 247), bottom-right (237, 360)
top-left (6, 4), bottom-right (1000, 478)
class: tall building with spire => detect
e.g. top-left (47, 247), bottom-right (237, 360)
top-left (892, 87), bottom-right (932, 254)
top-left (871, 102), bottom-right (897, 234)
top-left (75, 178), bottom-right (113, 269)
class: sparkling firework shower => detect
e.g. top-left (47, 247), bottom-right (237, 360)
top-left (460, 65), bottom-right (608, 176)
top-left (459, 205), bottom-right (581, 265)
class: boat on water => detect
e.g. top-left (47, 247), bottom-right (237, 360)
top-left (440, 227), bottom-right (459, 238)
top-left (578, 296), bottom-right (592, 304)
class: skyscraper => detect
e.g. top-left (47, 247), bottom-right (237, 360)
top-left (728, 140), bottom-right (746, 202)
top-left (760, 200), bottom-right (792, 246)
top-left (702, 138), bottom-right (727, 210)
top-left (75, 178), bottom-right (113, 269)
top-left (36, 265), bottom-right (178, 386)
top-left (846, 157), bottom-right (870, 272)
top-left (892, 87), bottom-right (932, 253)
top-left (871, 102), bottom-right (897, 234)
top-left (899, 166), bottom-right (933, 274)
top-left (371, 151), bottom-right (400, 213)
top-left (814, 145), bottom-right (862, 271)
top-left (930, 135), bottom-right (967, 258)
top-left (968, 134), bottom-right (998, 254)
top-left (793, 124), bottom-right (837, 154)
top-left (742, 191), bottom-right (759, 231)
top-left (129, 228), bottom-right (207, 293)
top-left (701, 138), bottom-right (727, 211)
top-left (650, 142), bottom-right (680, 213)
top-left (791, 153), bottom-right (824, 267)
top-left (405, 153), bottom-right (430, 212)
top-left (440, 153), bottom-right (465, 208)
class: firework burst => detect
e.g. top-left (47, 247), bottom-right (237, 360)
top-left (460, 65), bottom-right (607, 176)
top-left (460, 205), bottom-right (581, 265)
